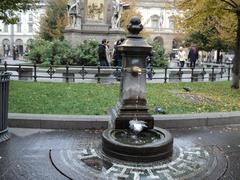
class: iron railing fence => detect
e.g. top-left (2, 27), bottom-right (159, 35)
top-left (0, 61), bottom-right (232, 83)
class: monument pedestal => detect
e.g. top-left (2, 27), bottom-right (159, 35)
top-left (64, 27), bottom-right (125, 46)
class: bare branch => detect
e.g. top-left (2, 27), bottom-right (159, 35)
top-left (229, 0), bottom-right (238, 7)
top-left (221, 0), bottom-right (237, 8)
top-left (223, 8), bottom-right (237, 12)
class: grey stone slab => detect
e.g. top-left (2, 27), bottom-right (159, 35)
top-left (9, 118), bottom-right (41, 128)
top-left (7, 112), bottom-right (240, 129)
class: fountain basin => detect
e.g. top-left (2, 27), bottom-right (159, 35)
top-left (102, 127), bottom-right (173, 162)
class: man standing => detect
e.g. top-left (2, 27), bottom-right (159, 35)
top-left (12, 46), bottom-right (16, 60)
top-left (188, 45), bottom-right (198, 68)
top-left (98, 39), bottom-right (109, 67)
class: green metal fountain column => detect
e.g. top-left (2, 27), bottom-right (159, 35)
top-left (110, 16), bottom-right (154, 129)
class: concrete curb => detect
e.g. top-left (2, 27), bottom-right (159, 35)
top-left (8, 112), bottom-right (240, 129)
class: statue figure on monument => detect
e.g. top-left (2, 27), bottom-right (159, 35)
top-left (111, 0), bottom-right (123, 29)
top-left (67, 0), bottom-right (81, 28)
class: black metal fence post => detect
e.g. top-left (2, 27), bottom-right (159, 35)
top-left (4, 61), bottom-right (7, 72)
top-left (34, 63), bottom-right (37, 82)
top-left (164, 67), bottom-right (167, 83)
top-left (202, 67), bottom-right (205, 81)
top-left (0, 73), bottom-right (11, 143)
top-left (97, 65), bottom-right (101, 83)
top-left (178, 68), bottom-right (182, 81)
top-left (191, 68), bottom-right (194, 82)
top-left (65, 63), bottom-right (69, 83)
top-left (228, 65), bottom-right (231, 81)
top-left (18, 64), bottom-right (22, 79)
top-left (220, 67), bottom-right (223, 79)
top-left (82, 66), bottom-right (85, 80)
top-left (211, 67), bottom-right (215, 82)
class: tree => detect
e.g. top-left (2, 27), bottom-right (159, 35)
top-left (176, 0), bottom-right (240, 89)
top-left (39, 0), bottom-right (68, 41)
top-left (150, 41), bottom-right (168, 67)
top-left (0, 0), bottom-right (37, 24)
top-left (121, 0), bottom-right (150, 37)
top-left (183, 21), bottom-right (230, 62)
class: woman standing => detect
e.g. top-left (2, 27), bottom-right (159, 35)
top-left (178, 46), bottom-right (186, 68)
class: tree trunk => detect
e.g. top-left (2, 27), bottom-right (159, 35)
top-left (231, 13), bottom-right (240, 89)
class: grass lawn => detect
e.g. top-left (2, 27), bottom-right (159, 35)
top-left (9, 80), bottom-right (240, 115)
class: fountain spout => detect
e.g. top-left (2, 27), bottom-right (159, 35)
top-left (131, 66), bottom-right (142, 77)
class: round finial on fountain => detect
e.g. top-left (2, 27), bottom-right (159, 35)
top-left (127, 16), bottom-right (143, 35)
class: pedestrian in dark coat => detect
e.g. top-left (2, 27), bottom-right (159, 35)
top-left (188, 45), bottom-right (199, 68)
top-left (12, 46), bottom-right (16, 60)
top-left (113, 38), bottom-right (125, 67)
top-left (98, 39), bottom-right (109, 67)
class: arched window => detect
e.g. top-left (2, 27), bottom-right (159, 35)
top-left (153, 36), bottom-right (164, 46)
top-left (172, 38), bottom-right (180, 49)
top-left (15, 39), bottom-right (24, 55)
top-left (151, 15), bottom-right (160, 29)
top-left (27, 39), bottom-right (34, 46)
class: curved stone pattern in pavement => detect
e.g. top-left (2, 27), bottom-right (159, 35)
top-left (50, 145), bottom-right (227, 180)
top-left (0, 131), bottom-right (10, 143)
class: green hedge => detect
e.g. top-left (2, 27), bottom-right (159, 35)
top-left (27, 39), bottom-right (98, 66)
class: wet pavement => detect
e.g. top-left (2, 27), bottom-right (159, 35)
top-left (0, 125), bottom-right (239, 179)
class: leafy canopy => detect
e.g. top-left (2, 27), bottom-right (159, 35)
top-left (39, 0), bottom-right (68, 41)
top-left (0, 0), bottom-right (38, 24)
top-left (149, 41), bottom-right (168, 67)
top-left (121, 0), bottom-right (150, 37)
top-left (175, 0), bottom-right (237, 49)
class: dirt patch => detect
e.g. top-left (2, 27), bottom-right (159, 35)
top-left (176, 93), bottom-right (219, 104)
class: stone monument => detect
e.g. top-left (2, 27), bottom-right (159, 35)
top-left (64, 0), bottom-right (129, 46)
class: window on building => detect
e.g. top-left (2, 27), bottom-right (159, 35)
top-left (4, 24), bottom-right (8, 32)
top-left (17, 23), bottom-right (21, 33)
top-left (17, 13), bottom-right (21, 22)
top-left (169, 19), bottom-right (174, 29)
top-left (29, 13), bottom-right (33, 21)
top-left (28, 23), bottom-right (33, 32)
top-left (151, 19), bottom-right (159, 29)
top-left (151, 15), bottom-right (160, 29)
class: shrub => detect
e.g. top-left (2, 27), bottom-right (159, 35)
top-left (74, 39), bottom-right (99, 66)
top-left (27, 39), bottom-right (53, 64)
top-left (51, 40), bottom-right (74, 65)
top-left (27, 38), bottom-right (99, 66)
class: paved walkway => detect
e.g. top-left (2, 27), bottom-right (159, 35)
top-left (0, 57), bottom-right (28, 65)
top-left (0, 125), bottom-right (239, 179)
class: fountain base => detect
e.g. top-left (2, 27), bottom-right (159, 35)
top-left (102, 127), bottom-right (173, 162)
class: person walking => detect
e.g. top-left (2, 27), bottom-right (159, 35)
top-left (188, 45), bottom-right (199, 68)
top-left (178, 47), bottom-right (186, 68)
top-left (98, 39), bottom-right (109, 67)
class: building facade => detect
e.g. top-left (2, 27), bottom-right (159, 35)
top-left (136, 0), bottom-right (180, 53)
top-left (0, 1), bottom-right (46, 57)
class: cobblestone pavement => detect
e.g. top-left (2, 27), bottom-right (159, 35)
top-left (0, 125), bottom-right (240, 180)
